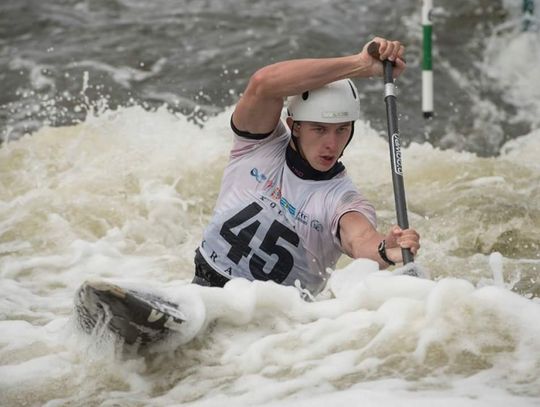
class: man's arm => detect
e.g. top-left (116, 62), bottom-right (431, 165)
top-left (339, 211), bottom-right (420, 269)
top-left (232, 37), bottom-right (406, 135)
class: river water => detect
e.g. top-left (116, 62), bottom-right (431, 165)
top-left (1, 1), bottom-right (539, 406)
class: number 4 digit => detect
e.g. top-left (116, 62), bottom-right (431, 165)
top-left (219, 202), bottom-right (263, 264)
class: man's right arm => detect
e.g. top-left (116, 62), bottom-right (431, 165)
top-left (232, 37), bottom-right (406, 136)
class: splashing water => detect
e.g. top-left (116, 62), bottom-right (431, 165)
top-left (1, 104), bottom-right (539, 406)
top-left (1, 1), bottom-right (540, 406)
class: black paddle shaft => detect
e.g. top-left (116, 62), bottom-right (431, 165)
top-left (367, 41), bottom-right (414, 264)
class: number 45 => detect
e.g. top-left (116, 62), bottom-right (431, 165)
top-left (219, 202), bottom-right (299, 283)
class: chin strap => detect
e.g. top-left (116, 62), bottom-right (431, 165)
top-left (290, 121), bottom-right (306, 159)
top-left (340, 121), bottom-right (355, 157)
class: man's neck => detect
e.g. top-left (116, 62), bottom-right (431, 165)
top-left (285, 142), bottom-right (344, 181)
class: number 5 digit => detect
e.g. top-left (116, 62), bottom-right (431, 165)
top-left (249, 221), bottom-right (299, 283)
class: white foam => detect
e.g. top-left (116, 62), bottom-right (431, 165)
top-left (489, 252), bottom-right (505, 287)
top-left (1, 105), bottom-right (540, 406)
top-left (484, 28), bottom-right (540, 125)
top-left (67, 58), bottom-right (168, 88)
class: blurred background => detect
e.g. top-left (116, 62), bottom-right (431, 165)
top-left (1, 0), bottom-right (538, 155)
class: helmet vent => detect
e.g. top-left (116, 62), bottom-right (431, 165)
top-left (348, 80), bottom-right (357, 99)
top-left (302, 91), bottom-right (309, 100)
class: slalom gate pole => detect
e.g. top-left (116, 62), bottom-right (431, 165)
top-left (422, 0), bottom-right (434, 118)
top-left (367, 41), bottom-right (415, 267)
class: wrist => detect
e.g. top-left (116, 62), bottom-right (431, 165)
top-left (343, 53), bottom-right (370, 78)
top-left (377, 239), bottom-right (396, 266)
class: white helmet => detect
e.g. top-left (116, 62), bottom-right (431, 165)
top-left (287, 79), bottom-right (360, 123)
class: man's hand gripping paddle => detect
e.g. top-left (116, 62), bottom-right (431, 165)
top-left (368, 41), bottom-right (419, 277)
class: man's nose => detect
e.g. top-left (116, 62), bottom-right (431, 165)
top-left (324, 133), bottom-right (339, 150)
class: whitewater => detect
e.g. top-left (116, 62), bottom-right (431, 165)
top-left (1, 2), bottom-right (540, 407)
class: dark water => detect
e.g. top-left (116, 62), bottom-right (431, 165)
top-left (0, 0), bottom-right (535, 155)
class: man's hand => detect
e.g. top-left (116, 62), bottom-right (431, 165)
top-left (359, 37), bottom-right (406, 78)
top-left (383, 225), bottom-right (420, 264)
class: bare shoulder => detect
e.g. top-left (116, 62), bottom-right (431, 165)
top-left (232, 70), bottom-right (285, 135)
top-left (339, 211), bottom-right (374, 233)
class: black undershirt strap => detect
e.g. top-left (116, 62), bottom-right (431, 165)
top-left (230, 116), bottom-right (273, 140)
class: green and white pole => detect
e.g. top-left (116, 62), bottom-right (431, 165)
top-left (523, 0), bottom-right (534, 31)
top-left (422, 0), bottom-right (433, 119)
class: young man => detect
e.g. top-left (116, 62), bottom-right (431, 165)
top-left (193, 37), bottom-right (420, 296)
top-left (74, 38), bottom-right (421, 346)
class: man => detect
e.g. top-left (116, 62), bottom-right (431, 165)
top-left (73, 37), bottom-right (422, 346)
top-left (193, 37), bottom-right (420, 296)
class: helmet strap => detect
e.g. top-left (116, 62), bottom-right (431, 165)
top-left (339, 121), bottom-right (355, 158)
top-left (290, 121), bottom-right (306, 159)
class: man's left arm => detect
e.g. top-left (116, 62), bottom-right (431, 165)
top-left (339, 211), bottom-right (420, 269)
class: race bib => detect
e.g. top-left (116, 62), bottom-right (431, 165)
top-left (201, 194), bottom-right (309, 284)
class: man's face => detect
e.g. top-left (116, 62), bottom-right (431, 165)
top-left (288, 120), bottom-right (352, 171)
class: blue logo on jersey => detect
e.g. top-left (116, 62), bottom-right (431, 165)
top-left (280, 196), bottom-right (296, 216)
top-left (250, 168), bottom-right (267, 183)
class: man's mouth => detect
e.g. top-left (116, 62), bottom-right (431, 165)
top-left (320, 155), bottom-right (335, 165)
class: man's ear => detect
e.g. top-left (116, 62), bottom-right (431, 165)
top-left (286, 117), bottom-right (294, 130)
top-left (286, 118), bottom-right (301, 137)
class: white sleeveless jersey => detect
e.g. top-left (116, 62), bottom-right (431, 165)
top-left (198, 119), bottom-right (376, 295)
